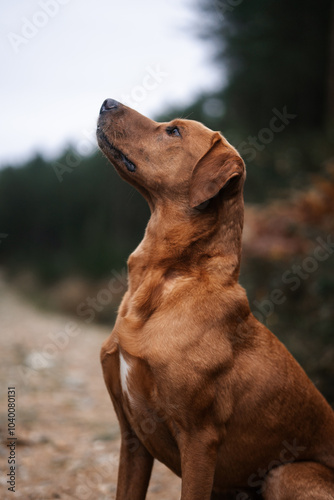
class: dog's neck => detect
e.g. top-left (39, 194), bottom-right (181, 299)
top-left (128, 193), bottom-right (244, 287)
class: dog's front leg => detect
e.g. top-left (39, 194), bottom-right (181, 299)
top-left (116, 426), bottom-right (154, 500)
top-left (101, 342), bottom-right (154, 498)
top-left (179, 429), bottom-right (219, 500)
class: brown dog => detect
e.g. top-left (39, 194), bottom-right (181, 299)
top-left (97, 99), bottom-right (334, 500)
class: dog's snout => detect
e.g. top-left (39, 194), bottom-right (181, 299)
top-left (100, 98), bottom-right (119, 114)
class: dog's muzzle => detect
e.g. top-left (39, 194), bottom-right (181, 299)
top-left (97, 99), bottom-right (136, 173)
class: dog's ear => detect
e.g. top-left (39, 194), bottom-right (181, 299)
top-left (189, 134), bottom-right (245, 209)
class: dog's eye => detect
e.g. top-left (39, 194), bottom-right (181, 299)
top-left (166, 126), bottom-right (181, 137)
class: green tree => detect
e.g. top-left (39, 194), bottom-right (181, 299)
top-left (0, 151), bottom-right (148, 283)
top-left (196, 0), bottom-right (333, 132)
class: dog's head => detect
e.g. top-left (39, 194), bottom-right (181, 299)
top-left (97, 99), bottom-right (245, 211)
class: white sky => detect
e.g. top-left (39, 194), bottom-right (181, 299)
top-left (0, 0), bottom-right (221, 167)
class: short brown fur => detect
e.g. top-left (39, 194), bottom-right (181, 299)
top-left (97, 100), bottom-right (334, 500)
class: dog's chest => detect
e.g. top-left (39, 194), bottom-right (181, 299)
top-left (119, 350), bottom-right (134, 404)
top-left (117, 348), bottom-right (180, 471)
top-left (117, 349), bottom-right (154, 411)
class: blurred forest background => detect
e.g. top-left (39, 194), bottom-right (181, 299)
top-left (1, 0), bottom-right (334, 402)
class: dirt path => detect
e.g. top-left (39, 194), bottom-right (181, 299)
top-left (0, 282), bottom-right (181, 499)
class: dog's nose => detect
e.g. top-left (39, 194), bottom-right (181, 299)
top-left (100, 98), bottom-right (119, 114)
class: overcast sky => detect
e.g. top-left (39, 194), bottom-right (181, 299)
top-left (0, 0), bottom-right (221, 167)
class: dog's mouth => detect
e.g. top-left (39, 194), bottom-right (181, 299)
top-left (97, 127), bottom-right (136, 173)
